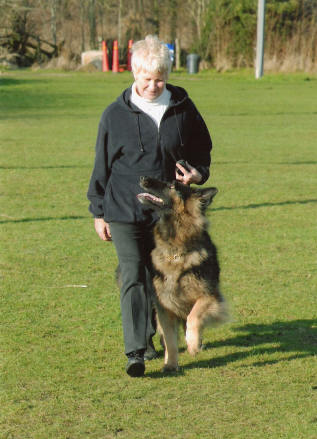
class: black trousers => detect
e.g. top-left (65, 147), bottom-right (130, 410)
top-left (109, 222), bottom-right (156, 355)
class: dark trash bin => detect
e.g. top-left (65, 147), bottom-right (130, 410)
top-left (187, 53), bottom-right (200, 74)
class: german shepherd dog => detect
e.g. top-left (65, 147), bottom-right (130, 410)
top-left (137, 176), bottom-right (228, 371)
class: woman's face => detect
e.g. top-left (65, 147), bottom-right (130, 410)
top-left (134, 70), bottom-right (166, 100)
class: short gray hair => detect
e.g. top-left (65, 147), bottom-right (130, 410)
top-left (131, 35), bottom-right (172, 76)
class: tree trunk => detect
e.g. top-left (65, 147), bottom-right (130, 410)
top-left (118, 0), bottom-right (122, 47)
top-left (80, 0), bottom-right (86, 52)
top-left (50, 0), bottom-right (57, 55)
top-left (175, 37), bottom-right (180, 69)
top-left (89, 0), bottom-right (97, 49)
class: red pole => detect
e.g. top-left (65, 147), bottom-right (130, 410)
top-left (102, 40), bottom-right (109, 72)
top-left (127, 39), bottom-right (133, 71)
top-left (112, 40), bottom-right (119, 73)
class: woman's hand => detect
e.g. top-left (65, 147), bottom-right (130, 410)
top-left (175, 161), bottom-right (202, 185)
top-left (94, 218), bottom-right (112, 241)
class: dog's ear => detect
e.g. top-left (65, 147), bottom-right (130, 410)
top-left (198, 187), bottom-right (218, 208)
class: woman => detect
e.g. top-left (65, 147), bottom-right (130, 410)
top-left (87, 35), bottom-right (212, 377)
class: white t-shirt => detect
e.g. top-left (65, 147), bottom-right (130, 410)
top-left (130, 83), bottom-right (171, 129)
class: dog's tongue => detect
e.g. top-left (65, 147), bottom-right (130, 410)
top-left (137, 193), bottom-right (163, 204)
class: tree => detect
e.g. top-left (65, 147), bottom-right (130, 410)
top-left (0, 0), bottom-right (316, 71)
top-left (89, 0), bottom-right (97, 49)
top-left (50, 0), bottom-right (58, 52)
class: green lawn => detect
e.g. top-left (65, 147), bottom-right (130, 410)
top-left (1, 70), bottom-right (316, 439)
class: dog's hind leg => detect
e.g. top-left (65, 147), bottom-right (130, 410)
top-left (186, 294), bottom-right (227, 356)
top-left (156, 306), bottom-right (179, 371)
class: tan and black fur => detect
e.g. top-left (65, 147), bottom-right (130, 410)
top-left (137, 177), bottom-right (228, 371)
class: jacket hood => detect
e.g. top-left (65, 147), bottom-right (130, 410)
top-left (118, 83), bottom-right (189, 111)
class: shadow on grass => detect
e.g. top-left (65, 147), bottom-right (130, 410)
top-left (0, 76), bottom-right (78, 113)
top-left (217, 161), bottom-right (317, 165)
top-left (277, 161), bottom-right (317, 165)
top-left (0, 165), bottom-right (90, 170)
top-left (2, 199), bottom-right (317, 224)
top-left (147, 319), bottom-right (317, 378)
top-left (212, 198), bottom-right (317, 212)
top-left (0, 215), bottom-right (89, 224)
top-left (0, 77), bottom-right (49, 86)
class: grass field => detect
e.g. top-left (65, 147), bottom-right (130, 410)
top-left (1, 69), bottom-right (317, 439)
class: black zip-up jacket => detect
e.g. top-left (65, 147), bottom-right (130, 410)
top-left (87, 83), bottom-right (212, 224)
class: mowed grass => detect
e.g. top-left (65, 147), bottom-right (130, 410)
top-left (1, 69), bottom-right (316, 439)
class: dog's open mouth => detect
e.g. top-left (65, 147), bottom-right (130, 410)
top-left (137, 192), bottom-right (164, 206)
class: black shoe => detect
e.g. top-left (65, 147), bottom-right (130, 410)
top-left (144, 338), bottom-right (159, 361)
top-left (126, 350), bottom-right (145, 377)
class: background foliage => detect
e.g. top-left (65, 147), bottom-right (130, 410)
top-left (0, 0), bottom-right (316, 71)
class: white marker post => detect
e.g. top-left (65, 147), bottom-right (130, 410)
top-left (255, 0), bottom-right (266, 79)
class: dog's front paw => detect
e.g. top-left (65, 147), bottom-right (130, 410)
top-left (162, 364), bottom-right (179, 373)
top-left (187, 344), bottom-right (201, 356)
top-left (186, 329), bottom-right (201, 356)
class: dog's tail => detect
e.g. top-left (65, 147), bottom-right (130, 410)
top-left (200, 292), bottom-right (230, 328)
top-left (208, 296), bottom-right (229, 327)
